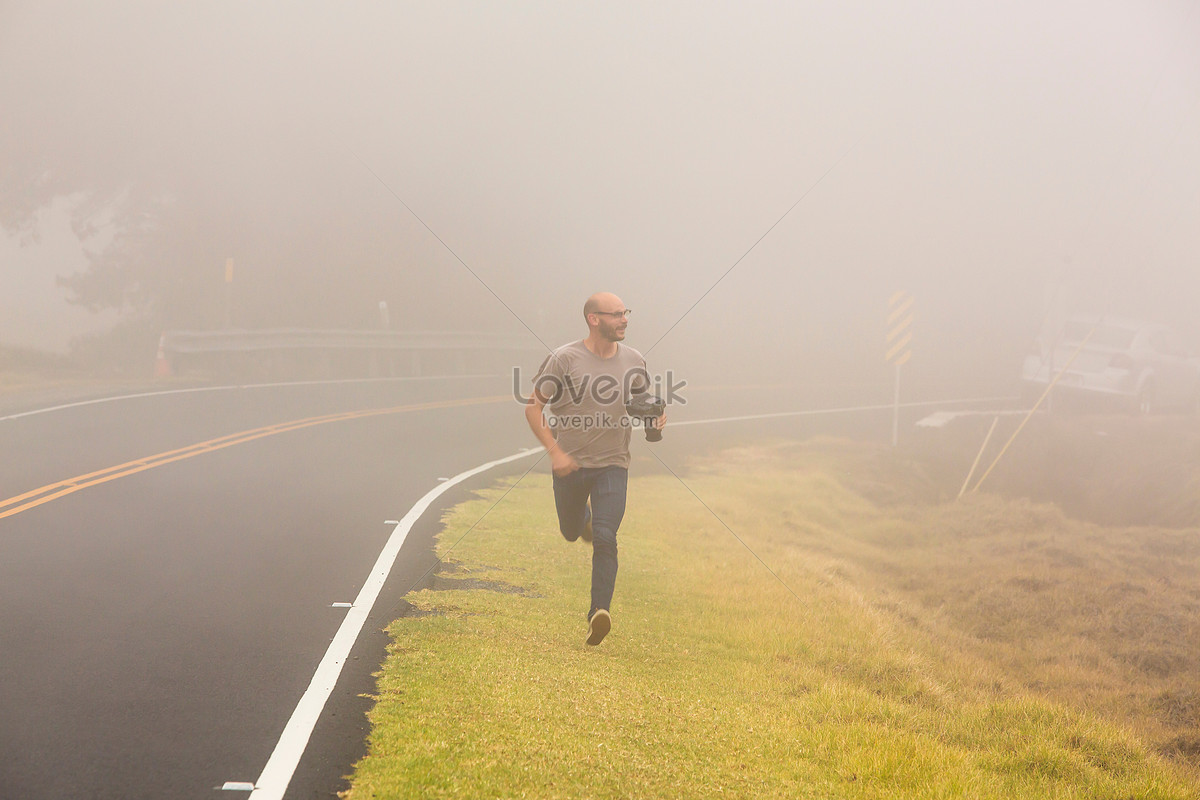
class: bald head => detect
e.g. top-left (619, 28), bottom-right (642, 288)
top-left (583, 291), bottom-right (629, 344)
top-left (584, 292), bottom-right (623, 319)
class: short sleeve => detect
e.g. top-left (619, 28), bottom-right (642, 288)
top-left (532, 351), bottom-right (567, 403)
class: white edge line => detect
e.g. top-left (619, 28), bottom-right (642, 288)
top-left (246, 446), bottom-right (541, 800)
top-left (669, 396), bottom-right (1019, 427)
top-left (0, 386), bottom-right (233, 422)
top-left (0, 374), bottom-right (505, 423)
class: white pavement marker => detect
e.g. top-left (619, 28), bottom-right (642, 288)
top-left (237, 447), bottom-right (541, 800)
top-left (915, 407), bottom-right (1030, 429)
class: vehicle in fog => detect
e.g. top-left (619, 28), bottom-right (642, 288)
top-left (1021, 316), bottom-right (1200, 414)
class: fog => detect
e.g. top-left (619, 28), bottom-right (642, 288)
top-left (2, 1), bottom-right (1197, 392)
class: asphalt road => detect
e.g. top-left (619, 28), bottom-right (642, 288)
top-left (0, 375), bottom-right (1003, 799)
top-left (0, 376), bottom-right (536, 799)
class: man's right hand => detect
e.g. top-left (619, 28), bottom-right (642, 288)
top-left (551, 451), bottom-right (579, 477)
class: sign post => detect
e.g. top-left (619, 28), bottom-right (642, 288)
top-left (886, 291), bottom-right (914, 447)
top-left (224, 257), bottom-right (235, 329)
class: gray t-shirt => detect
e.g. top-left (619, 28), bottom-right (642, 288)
top-left (533, 340), bottom-right (650, 469)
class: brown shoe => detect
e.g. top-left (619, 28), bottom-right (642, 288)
top-left (586, 608), bottom-right (611, 646)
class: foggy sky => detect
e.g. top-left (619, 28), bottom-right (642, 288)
top-left (1, 1), bottom-right (1197, 388)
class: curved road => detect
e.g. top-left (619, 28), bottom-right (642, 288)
top-left (0, 376), bottom-right (1002, 798)
top-left (0, 376), bottom-right (535, 799)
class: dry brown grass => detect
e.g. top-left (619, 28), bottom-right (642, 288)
top-left (707, 436), bottom-right (1200, 774)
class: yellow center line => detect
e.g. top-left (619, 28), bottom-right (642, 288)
top-left (0, 395), bottom-right (511, 522)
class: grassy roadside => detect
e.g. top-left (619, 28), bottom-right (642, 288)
top-left (346, 440), bottom-right (1198, 799)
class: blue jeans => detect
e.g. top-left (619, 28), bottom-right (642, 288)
top-left (552, 466), bottom-right (628, 615)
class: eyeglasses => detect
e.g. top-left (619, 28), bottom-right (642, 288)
top-left (592, 309), bottom-right (632, 319)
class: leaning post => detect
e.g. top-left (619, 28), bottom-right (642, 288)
top-left (886, 290), bottom-right (914, 447)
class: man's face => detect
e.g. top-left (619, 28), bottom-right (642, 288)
top-left (592, 304), bottom-right (628, 342)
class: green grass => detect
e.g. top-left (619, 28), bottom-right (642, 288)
top-left (345, 441), bottom-right (1199, 799)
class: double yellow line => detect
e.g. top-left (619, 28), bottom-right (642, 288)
top-left (0, 395), bottom-right (510, 522)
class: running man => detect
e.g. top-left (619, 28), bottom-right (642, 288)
top-left (524, 292), bottom-right (665, 645)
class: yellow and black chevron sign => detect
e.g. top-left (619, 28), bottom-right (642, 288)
top-left (886, 291), bottom-right (913, 366)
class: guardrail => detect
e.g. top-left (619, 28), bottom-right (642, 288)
top-left (156, 329), bottom-right (545, 379)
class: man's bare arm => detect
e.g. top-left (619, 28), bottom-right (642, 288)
top-left (524, 391), bottom-right (578, 475)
